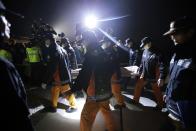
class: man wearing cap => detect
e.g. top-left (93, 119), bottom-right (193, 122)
top-left (132, 36), bottom-right (166, 110)
top-left (125, 38), bottom-right (141, 66)
top-left (163, 16), bottom-right (196, 130)
top-left (0, 1), bottom-right (34, 130)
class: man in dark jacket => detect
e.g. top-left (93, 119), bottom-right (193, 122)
top-left (163, 16), bottom-right (196, 130)
top-left (66, 31), bottom-right (125, 131)
top-left (125, 37), bottom-right (141, 66)
top-left (0, 1), bottom-right (34, 130)
top-left (61, 37), bottom-right (78, 69)
top-left (133, 37), bottom-right (166, 109)
top-left (41, 33), bottom-right (77, 113)
top-left (122, 38), bottom-right (142, 90)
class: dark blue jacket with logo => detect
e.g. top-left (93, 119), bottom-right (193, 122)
top-left (140, 48), bottom-right (166, 81)
top-left (129, 48), bottom-right (141, 66)
top-left (165, 38), bottom-right (196, 128)
top-left (166, 41), bottom-right (196, 101)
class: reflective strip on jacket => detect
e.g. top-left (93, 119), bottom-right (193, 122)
top-left (26, 47), bottom-right (41, 63)
top-left (0, 49), bottom-right (12, 61)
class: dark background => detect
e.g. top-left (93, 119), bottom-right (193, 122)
top-left (2, 0), bottom-right (196, 60)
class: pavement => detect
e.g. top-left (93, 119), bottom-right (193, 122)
top-left (26, 86), bottom-right (174, 131)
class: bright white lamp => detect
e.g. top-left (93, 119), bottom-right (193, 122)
top-left (84, 15), bottom-right (98, 29)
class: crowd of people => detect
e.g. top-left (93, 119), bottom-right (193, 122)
top-left (0, 0), bottom-right (195, 131)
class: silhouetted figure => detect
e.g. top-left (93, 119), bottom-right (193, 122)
top-left (67, 31), bottom-right (125, 131)
top-left (0, 1), bottom-right (34, 130)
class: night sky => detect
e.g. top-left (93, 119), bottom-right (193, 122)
top-left (2, 0), bottom-right (195, 56)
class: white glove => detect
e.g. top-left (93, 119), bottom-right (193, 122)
top-left (163, 95), bottom-right (167, 103)
top-left (140, 73), bottom-right (144, 79)
top-left (41, 83), bottom-right (47, 89)
top-left (157, 79), bottom-right (164, 87)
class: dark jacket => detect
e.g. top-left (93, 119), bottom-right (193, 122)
top-left (42, 43), bottom-right (71, 85)
top-left (129, 48), bottom-right (141, 66)
top-left (0, 57), bottom-right (34, 130)
top-left (64, 45), bottom-right (78, 69)
top-left (165, 39), bottom-right (196, 101)
top-left (140, 48), bottom-right (166, 81)
top-left (71, 46), bottom-right (121, 101)
top-left (165, 37), bottom-right (196, 128)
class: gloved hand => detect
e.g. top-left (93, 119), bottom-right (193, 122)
top-left (157, 79), bottom-right (164, 87)
top-left (41, 83), bottom-right (47, 90)
top-left (140, 73), bottom-right (144, 79)
top-left (114, 103), bottom-right (126, 109)
top-left (163, 95), bottom-right (167, 103)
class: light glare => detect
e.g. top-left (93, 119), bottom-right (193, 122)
top-left (84, 15), bottom-right (98, 29)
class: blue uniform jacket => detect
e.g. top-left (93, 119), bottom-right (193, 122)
top-left (165, 38), bottom-right (196, 128)
top-left (42, 43), bottom-right (71, 85)
top-left (0, 57), bottom-right (34, 130)
top-left (140, 48), bottom-right (166, 81)
top-left (166, 41), bottom-right (196, 101)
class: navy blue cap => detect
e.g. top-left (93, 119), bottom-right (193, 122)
top-left (140, 37), bottom-right (152, 48)
top-left (163, 16), bottom-right (195, 36)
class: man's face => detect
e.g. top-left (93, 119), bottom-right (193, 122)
top-left (170, 31), bottom-right (190, 45)
top-left (127, 42), bottom-right (133, 48)
top-left (143, 43), bottom-right (151, 50)
top-left (0, 15), bottom-right (11, 39)
top-left (170, 28), bottom-right (195, 45)
top-left (45, 39), bottom-right (51, 48)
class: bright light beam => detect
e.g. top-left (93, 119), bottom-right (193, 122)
top-left (84, 15), bottom-right (98, 29)
top-left (83, 14), bottom-right (130, 29)
top-left (98, 28), bottom-right (129, 52)
top-left (98, 14), bottom-right (130, 22)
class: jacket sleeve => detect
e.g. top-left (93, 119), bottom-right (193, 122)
top-left (132, 50), bottom-right (140, 66)
top-left (42, 52), bottom-right (59, 84)
top-left (0, 60), bottom-right (30, 116)
top-left (158, 54), bottom-right (167, 80)
top-left (138, 52), bottom-right (144, 75)
top-left (71, 54), bottom-right (92, 93)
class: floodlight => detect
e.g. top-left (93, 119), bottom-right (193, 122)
top-left (84, 15), bottom-right (98, 29)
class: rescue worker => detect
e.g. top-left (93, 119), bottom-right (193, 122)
top-left (125, 38), bottom-right (141, 66)
top-left (26, 41), bottom-right (42, 86)
top-left (132, 37), bottom-right (166, 109)
top-left (0, 1), bottom-right (34, 130)
top-left (65, 30), bottom-right (125, 131)
top-left (61, 37), bottom-right (78, 69)
top-left (41, 33), bottom-right (77, 113)
top-left (122, 38), bottom-right (142, 90)
top-left (163, 16), bottom-right (196, 130)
